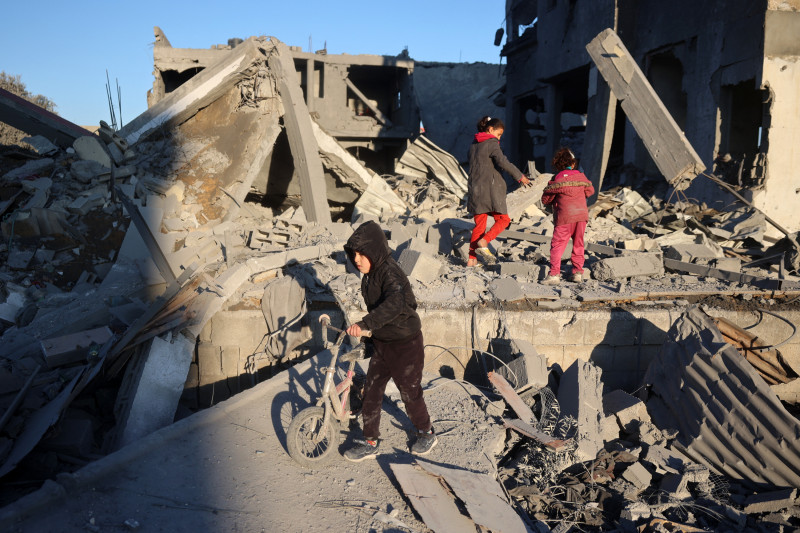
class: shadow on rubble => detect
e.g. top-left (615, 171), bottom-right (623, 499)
top-left (586, 309), bottom-right (666, 394)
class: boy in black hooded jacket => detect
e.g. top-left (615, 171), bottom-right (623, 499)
top-left (342, 221), bottom-right (437, 461)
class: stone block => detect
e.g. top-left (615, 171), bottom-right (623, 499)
top-left (660, 473), bottom-right (690, 499)
top-left (427, 223), bottom-right (453, 256)
top-left (3, 157), bottom-right (54, 180)
top-left (41, 326), bottom-right (114, 368)
top-left (535, 344), bottom-right (565, 367)
top-left (713, 257), bottom-right (742, 272)
top-left (73, 136), bottom-right (112, 167)
top-left (557, 359), bottom-right (604, 462)
top-left (743, 488), bottom-right (797, 514)
top-left (604, 389), bottom-right (650, 433)
top-left (117, 333), bottom-right (194, 448)
top-left (397, 248), bottom-right (443, 284)
top-left (67, 194), bottom-right (105, 215)
top-left (592, 253), bottom-right (664, 281)
top-left (197, 342), bottom-right (223, 379)
top-left (621, 462), bottom-right (652, 490)
top-left (407, 236), bottom-right (439, 256)
top-left (500, 262), bottom-right (542, 279)
top-left (488, 277), bottom-right (524, 301)
top-left (601, 414), bottom-right (619, 443)
top-left (664, 243), bottom-right (720, 262)
top-left (493, 338), bottom-right (548, 391)
top-left (209, 310), bottom-right (267, 355)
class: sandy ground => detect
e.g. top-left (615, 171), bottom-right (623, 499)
top-left (5, 349), bottom-right (507, 533)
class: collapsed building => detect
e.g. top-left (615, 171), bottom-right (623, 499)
top-left (1, 11), bottom-right (800, 531)
top-left (501, 0), bottom-right (800, 239)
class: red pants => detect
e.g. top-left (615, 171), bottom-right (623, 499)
top-left (469, 212), bottom-right (511, 259)
top-left (549, 221), bottom-right (587, 276)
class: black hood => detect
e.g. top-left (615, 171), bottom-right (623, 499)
top-left (344, 221), bottom-right (391, 270)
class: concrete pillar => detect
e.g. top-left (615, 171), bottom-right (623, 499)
top-left (544, 83), bottom-right (563, 172)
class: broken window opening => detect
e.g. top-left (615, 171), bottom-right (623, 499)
top-left (647, 52), bottom-right (688, 131)
top-left (161, 67), bottom-right (204, 95)
top-left (718, 79), bottom-right (769, 187)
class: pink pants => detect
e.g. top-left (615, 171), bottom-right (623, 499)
top-left (469, 212), bottom-right (511, 259)
top-left (549, 221), bottom-right (587, 276)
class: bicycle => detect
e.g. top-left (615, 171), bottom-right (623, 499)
top-left (286, 314), bottom-right (369, 467)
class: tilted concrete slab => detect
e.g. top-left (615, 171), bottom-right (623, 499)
top-left (586, 29), bottom-right (705, 189)
top-left (0, 88), bottom-right (92, 148)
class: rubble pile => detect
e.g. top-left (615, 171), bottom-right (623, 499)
top-left (1, 27), bottom-right (800, 533)
top-left (476, 306), bottom-right (800, 532)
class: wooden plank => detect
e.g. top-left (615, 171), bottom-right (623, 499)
top-left (503, 418), bottom-right (570, 450)
top-left (586, 29), bottom-right (705, 188)
top-left (487, 371), bottom-right (536, 423)
top-left (268, 40), bottom-right (332, 224)
top-left (344, 78), bottom-right (393, 127)
top-left (391, 463), bottom-right (475, 533)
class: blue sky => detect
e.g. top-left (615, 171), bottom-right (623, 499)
top-left (1, 1), bottom-right (508, 127)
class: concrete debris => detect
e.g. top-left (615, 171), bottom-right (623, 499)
top-left (591, 252), bottom-right (664, 281)
top-left (557, 359), bottom-right (604, 462)
top-left (1, 17), bottom-right (800, 533)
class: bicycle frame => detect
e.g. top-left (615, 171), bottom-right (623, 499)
top-left (316, 325), bottom-right (362, 432)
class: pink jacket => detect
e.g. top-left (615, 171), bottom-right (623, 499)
top-left (540, 169), bottom-right (594, 225)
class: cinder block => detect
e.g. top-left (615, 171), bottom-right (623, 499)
top-left (592, 253), bottom-right (664, 281)
top-left (406, 237), bottom-right (439, 256)
top-left (743, 488), bottom-right (797, 514)
top-left (660, 473), bottom-right (690, 499)
top-left (603, 389), bottom-right (650, 432)
top-left (664, 243), bottom-right (720, 262)
top-left (713, 257), bottom-right (741, 272)
top-left (492, 338), bottom-right (548, 391)
top-left (535, 344), bottom-right (565, 367)
top-left (197, 342), bottom-right (223, 379)
top-left (500, 262), bottom-right (542, 279)
top-left (221, 345), bottom-right (242, 377)
top-left (397, 249), bottom-right (443, 284)
top-left (622, 462), bottom-right (652, 490)
top-left (210, 310), bottom-right (267, 355)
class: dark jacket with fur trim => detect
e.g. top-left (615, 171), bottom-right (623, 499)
top-left (540, 169), bottom-right (595, 225)
top-left (344, 221), bottom-right (421, 343)
top-left (467, 136), bottom-right (524, 215)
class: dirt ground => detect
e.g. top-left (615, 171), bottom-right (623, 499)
top-left (5, 351), bottom-right (507, 533)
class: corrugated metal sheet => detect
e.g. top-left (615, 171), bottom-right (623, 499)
top-left (644, 305), bottom-right (800, 490)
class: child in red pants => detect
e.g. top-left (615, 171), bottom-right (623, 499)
top-left (466, 116), bottom-right (530, 266)
top-left (540, 148), bottom-right (595, 284)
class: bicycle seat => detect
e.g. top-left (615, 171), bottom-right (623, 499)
top-left (340, 344), bottom-right (365, 363)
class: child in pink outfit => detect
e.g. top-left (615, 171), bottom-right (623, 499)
top-left (540, 148), bottom-right (595, 284)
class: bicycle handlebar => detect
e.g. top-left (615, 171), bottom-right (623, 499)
top-left (318, 314), bottom-right (371, 337)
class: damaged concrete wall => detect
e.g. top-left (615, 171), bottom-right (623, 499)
top-left (413, 62), bottom-right (505, 158)
top-left (501, 0), bottom-right (800, 234)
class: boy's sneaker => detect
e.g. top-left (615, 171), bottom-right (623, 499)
top-left (411, 430), bottom-right (438, 455)
top-left (541, 275), bottom-right (560, 286)
top-left (344, 439), bottom-right (379, 462)
top-left (569, 272), bottom-right (583, 283)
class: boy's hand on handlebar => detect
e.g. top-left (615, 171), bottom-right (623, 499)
top-left (519, 176), bottom-right (531, 187)
top-left (346, 323), bottom-right (362, 337)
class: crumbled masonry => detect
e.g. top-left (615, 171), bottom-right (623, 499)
top-left (2, 14), bottom-right (800, 532)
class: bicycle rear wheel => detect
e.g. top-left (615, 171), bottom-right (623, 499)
top-left (286, 406), bottom-right (340, 467)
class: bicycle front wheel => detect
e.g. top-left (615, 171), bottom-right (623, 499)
top-left (286, 406), bottom-right (340, 468)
